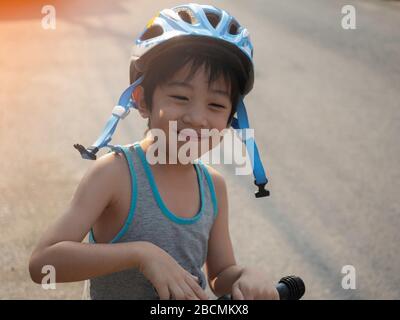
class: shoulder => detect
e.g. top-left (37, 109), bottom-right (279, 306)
top-left (202, 164), bottom-right (228, 209)
top-left (89, 148), bottom-right (128, 178)
top-left (81, 148), bottom-right (131, 204)
top-left (202, 164), bottom-right (226, 192)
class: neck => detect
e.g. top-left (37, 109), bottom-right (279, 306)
top-left (138, 138), bottom-right (195, 175)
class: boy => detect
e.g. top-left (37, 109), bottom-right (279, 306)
top-left (29, 3), bottom-right (277, 300)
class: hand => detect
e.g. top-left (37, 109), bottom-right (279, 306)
top-left (138, 242), bottom-right (209, 300)
top-left (231, 267), bottom-right (279, 300)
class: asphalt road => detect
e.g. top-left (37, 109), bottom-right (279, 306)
top-left (1, 0), bottom-right (399, 299)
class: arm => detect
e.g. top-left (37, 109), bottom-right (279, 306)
top-left (29, 151), bottom-right (209, 300)
top-left (205, 166), bottom-right (278, 300)
top-left (29, 152), bottom-right (149, 283)
top-left (204, 165), bottom-right (242, 296)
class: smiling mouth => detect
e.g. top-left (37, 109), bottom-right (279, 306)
top-left (177, 129), bottom-right (210, 141)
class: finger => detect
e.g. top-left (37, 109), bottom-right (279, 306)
top-left (155, 284), bottom-right (171, 300)
top-left (179, 281), bottom-right (200, 300)
top-left (268, 288), bottom-right (280, 300)
top-left (185, 274), bottom-right (209, 300)
top-left (232, 284), bottom-right (244, 300)
top-left (242, 289), bottom-right (254, 300)
top-left (187, 273), bottom-right (200, 285)
top-left (168, 283), bottom-right (186, 300)
top-left (273, 288), bottom-right (280, 300)
top-left (241, 286), bottom-right (254, 300)
top-left (185, 275), bottom-right (208, 300)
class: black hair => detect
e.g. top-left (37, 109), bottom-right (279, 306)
top-left (139, 44), bottom-right (247, 134)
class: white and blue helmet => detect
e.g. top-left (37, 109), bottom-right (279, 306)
top-left (74, 3), bottom-right (269, 198)
top-left (130, 3), bottom-right (254, 94)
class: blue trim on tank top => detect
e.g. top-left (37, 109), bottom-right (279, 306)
top-left (196, 160), bottom-right (218, 217)
top-left (133, 142), bottom-right (205, 225)
top-left (89, 145), bottom-right (138, 244)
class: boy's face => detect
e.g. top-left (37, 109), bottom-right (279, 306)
top-left (136, 62), bottom-right (233, 162)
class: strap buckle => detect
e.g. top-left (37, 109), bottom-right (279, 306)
top-left (254, 180), bottom-right (270, 198)
top-left (73, 144), bottom-right (98, 160)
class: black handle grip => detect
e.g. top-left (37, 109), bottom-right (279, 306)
top-left (217, 275), bottom-right (305, 300)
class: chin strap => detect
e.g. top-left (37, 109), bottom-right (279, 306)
top-left (73, 76), bottom-right (144, 160)
top-left (74, 79), bottom-right (269, 198)
top-left (231, 97), bottom-right (270, 198)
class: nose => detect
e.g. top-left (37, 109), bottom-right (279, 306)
top-left (181, 105), bottom-right (208, 128)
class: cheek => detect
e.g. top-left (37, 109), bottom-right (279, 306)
top-left (155, 99), bottom-right (183, 120)
top-left (210, 111), bottom-right (231, 129)
top-left (149, 101), bottom-right (171, 123)
top-left (212, 104), bottom-right (232, 122)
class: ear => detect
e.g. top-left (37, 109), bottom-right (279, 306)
top-left (132, 85), bottom-right (150, 119)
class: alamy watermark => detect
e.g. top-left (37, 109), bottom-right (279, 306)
top-left (41, 265), bottom-right (56, 290)
top-left (341, 265), bottom-right (356, 290)
top-left (41, 5), bottom-right (56, 30)
top-left (341, 5), bottom-right (356, 30)
top-left (143, 121), bottom-right (255, 176)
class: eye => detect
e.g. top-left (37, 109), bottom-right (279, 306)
top-left (209, 103), bottom-right (226, 109)
top-left (170, 95), bottom-right (189, 101)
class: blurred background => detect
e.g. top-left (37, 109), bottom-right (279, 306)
top-left (1, 0), bottom-right (399, 299)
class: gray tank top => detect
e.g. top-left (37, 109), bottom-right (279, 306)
top-left (88, 141), bottom-right (218, 300)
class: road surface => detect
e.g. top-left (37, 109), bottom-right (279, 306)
top-left (1, 0), bottom-right (399, 299)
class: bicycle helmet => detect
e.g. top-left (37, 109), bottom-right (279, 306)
top-left (74, 3), bottom-right (269, 198)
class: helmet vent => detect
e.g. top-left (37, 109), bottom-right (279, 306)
top-left (140, 25), bottom-right (163, 41)
top-left (176, 8), bottom-right (196, 24)
top-left (205, 12), bottom-right (221, 28)
top-left (228, 21), bottom-right (239, 35)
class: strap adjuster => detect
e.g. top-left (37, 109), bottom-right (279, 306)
top-left (254, 180), bottom-right (270, 198)
top-left (73, 144), bottom-right (98, 160)
top-left (112, 105), bottom-right (130, 119)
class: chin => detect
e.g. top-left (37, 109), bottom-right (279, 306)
top-left (173, 139), bottom-right (211, 163)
